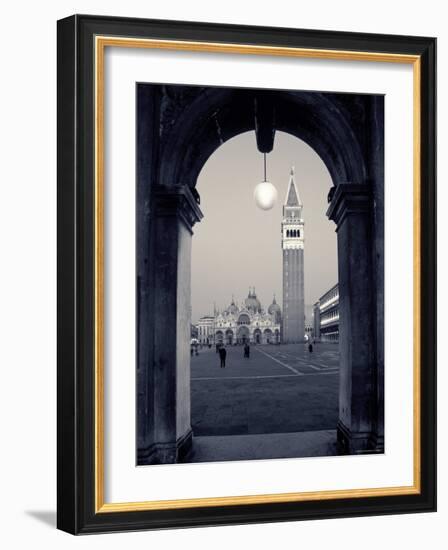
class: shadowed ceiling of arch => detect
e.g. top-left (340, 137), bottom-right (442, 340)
top-left (154, 84), bottom-right (377, 188)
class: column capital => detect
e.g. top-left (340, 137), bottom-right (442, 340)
top-left (326, 183), bottom-right (372, 227)
top-left (154, 184), bottom-right (203, 232)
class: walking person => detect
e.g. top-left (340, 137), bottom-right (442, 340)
top-left (244, 342), bottom-right (250, 359)
top-left (308, 342), bottom-right (313, 353)
top-left (218, 345), bottom-right (227, 368)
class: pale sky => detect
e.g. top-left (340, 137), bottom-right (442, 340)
top-left (191, 131), bottom-right (338, 323)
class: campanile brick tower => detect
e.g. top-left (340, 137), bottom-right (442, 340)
top-left (281, 167), bottom-right (305, 343)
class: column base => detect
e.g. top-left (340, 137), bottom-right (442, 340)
top-left (337, 421), bottom-right (384, 455)
top-left (138, 429), bottom-right (193, 465)
top-left (368, 432), bottom-right (384, 453)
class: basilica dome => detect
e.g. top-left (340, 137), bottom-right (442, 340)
top-left (268, 295), bottom-right (282, 323)
top-left (245, 288), bottom-right (261, 313)
top-left (268, 296), bottom-right (280, 315)
top-left (226, 297), bottom-right (238, 315)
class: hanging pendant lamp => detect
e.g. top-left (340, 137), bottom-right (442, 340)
top-left (253, 153), bottom-right (278, 210)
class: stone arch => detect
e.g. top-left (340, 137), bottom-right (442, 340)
top-left (263, 328), bottom-right (273, 344)
top-left (158, 88), bottom-right (368, 190)
top-left (237, 313), bottom-right (251, 325)
top-left (237, 325), bottom-right (250, 345)
top-left (253, 328), bottom-right (262, 344)
top-left (137, 84), bottom-right (384, 464)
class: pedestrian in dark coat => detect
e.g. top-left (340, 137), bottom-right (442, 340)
top-left (218, 346), bottom-right (227, 368)
top-left (308, 343), bottom-right (313, 353)
top-left (244, 343), bottom-right (250, 359)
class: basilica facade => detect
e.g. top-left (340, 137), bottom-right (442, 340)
top-left (213, 289), bottom-right (282, 345)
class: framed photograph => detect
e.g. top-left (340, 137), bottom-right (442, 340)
top-left (57, 14), bottom-right (436, 534)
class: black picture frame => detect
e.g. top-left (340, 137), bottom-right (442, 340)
top-left (57, 14), bottom-right (436, 534)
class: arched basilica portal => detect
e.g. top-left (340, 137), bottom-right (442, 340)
top-left (136, 84), bottom-right (384, 464)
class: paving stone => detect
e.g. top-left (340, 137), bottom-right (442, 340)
top-left (191, 343), bottom-right (339, 436)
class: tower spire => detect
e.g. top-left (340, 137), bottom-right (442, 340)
top-left (284, 167), bottom-right (302, 207)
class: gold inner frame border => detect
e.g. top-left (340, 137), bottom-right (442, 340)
top-left (94, 35), bottom-right (422, 513)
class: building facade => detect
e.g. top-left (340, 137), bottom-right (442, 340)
top-left (206, 290), bottom-right (281, 345)
top-left (282, 167), bottom-right (305, 343)
top-left (196, 316), bottom-right (215, 345)
top-left (313, 283), bottom-right (339, 343)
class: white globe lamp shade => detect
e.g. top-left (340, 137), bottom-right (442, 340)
top-left (254, 180), bottom-right (278, 210)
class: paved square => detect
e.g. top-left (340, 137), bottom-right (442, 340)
top-left (191, 343), bottom-right (339, 436)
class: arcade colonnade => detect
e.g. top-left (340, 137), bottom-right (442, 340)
top-left (215, 327), bottom-right (279, 345)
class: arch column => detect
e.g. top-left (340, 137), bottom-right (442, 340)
top-left (327, 184), bottom-right (382, 454)
top-left (151, 184), bottom-right (203, 463)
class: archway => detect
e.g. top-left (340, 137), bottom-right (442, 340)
top-left (263, 329), bottom-right (273, 345)
top-left (237, 325), bottom-right (250, 345)
top-left (253, 328), bottom-right (262, 345)
top-left (225, 329), bottom-right (234, 345)
top-left (237, 313), bottom-right (251, 326)
top-left (136, 84), bottom-right (384, 464)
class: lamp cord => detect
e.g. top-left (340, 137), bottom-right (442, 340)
top-left (264, 153), bottom-right (267, 182)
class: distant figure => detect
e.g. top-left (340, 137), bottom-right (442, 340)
top-left (218, 346), bottom-right (227, 368)
top-left (216, 343), bottom-right (220, 353)
top-left (244, 343), bottom-right (250, 359)
top-left (308, 343), bottom-right (313, 353)
top-left (190, 345), bottom-right (194, 357)
top-left (195, 343), bottom-right (199, 356)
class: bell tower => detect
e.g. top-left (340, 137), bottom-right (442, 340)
top-left (281, 167), bottom-right (305, 343)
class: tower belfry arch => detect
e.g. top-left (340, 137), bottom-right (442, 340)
top-left (137, 83), bottom-right (384, 463)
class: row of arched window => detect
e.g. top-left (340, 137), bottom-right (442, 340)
top-left (286, 229), bottom-right (300, 238)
